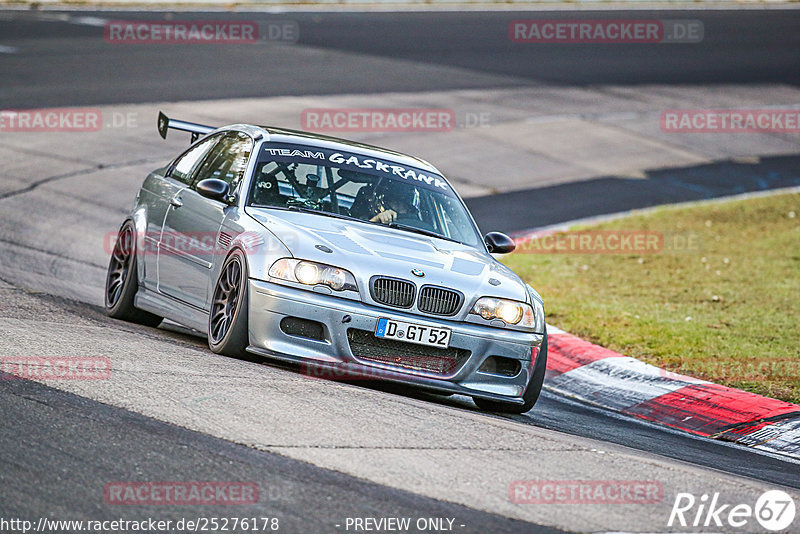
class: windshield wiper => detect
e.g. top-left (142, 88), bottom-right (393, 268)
top-left (253, 205), bottom-right (463, 244)
top-left (387, 222), bottom-right (460, 244)
top-left (258, 204), bottom-right (360, 223)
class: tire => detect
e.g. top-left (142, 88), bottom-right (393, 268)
top-left (473, 328), bottom-right (548, 414)
top-left (104, 221), bottom-right (163, 327)
top-left (208, 249), bottom-right (250, 357)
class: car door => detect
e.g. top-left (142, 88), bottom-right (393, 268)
top-left (139, 134), bottom-right (221, 290)
top-left (157, 131), bottom-right (254, 311)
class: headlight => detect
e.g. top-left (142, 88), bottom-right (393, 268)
top-left (268, 258), bottom-right (357, 292)
top-left (295, 262), bottom-right (320, 285)
top-left (471, 297), bottom-right (535, 328)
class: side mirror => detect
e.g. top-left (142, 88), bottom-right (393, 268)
top-left (196, 178), bottom-right (231, 203)
top-left (484, 232), bottom-right (516, 254)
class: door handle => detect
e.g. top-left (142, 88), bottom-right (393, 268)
top-left (170, 197), bottom-right (183, 208)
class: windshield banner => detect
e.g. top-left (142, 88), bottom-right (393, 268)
top-left (259, 143), bottom-right (451, 193)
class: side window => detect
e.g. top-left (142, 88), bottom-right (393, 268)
top-left (168, 135), bottom-right (221, 185)
top-left (191, 131), bottom-right (253, 192)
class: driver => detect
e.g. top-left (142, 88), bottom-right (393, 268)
top-left (370, 180), bottom-right (419, 225)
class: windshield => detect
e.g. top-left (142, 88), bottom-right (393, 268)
top-left (247, 143), bottom-right (482, 247)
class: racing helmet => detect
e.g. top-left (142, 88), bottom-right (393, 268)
top-left (385, 179), bottom-right (420, 213)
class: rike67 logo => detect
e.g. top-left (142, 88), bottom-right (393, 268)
top-left (668, 490), bottom-right (796, 531)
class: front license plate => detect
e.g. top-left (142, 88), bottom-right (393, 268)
top-left (375, 318), bottom-right (451, 349)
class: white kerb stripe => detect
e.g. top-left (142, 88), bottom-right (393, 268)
top-left (69, 17), bottom-right (108, 27)
top-left (545, 323), bottom-right (566, 335)
top-left (739, 419), bottom-right (800, 458)
top-left (547, 356), bottom-right (708, 412)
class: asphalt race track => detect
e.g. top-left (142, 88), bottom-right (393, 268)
top-left (2, 9), bottom-right (800, 107)
top-left (1, 373), bottom-right (554, 534)
top-left (1, 8), bottom-right (799, 533)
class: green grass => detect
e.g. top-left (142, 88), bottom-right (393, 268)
top-left (503, 191), bottom-right (800, 404)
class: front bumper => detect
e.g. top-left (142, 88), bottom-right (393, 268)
top-left (247, 279), bottom-right (544, 403)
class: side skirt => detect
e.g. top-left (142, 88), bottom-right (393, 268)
top-left (135, 285), bottom-right (209, 334)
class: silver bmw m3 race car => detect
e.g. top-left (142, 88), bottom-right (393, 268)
top-left (104, 112), bottom-right (547, 413)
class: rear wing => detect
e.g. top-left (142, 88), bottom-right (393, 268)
top-left (157, 111), bottom-right (215, 143)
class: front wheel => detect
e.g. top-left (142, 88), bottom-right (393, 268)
top-left (208, 249), bottom-right (250, 357)
top-left (473, 329), bottom-right (548, 414)
top-left (104, 221), bottom-right (162, 327)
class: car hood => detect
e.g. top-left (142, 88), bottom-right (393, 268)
top-left (245, 207), bottom-right (528, 302)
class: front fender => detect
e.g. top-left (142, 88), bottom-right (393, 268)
top-left (217, 210), bottom-right (292, 288)
top-left (526, 284), bottom-right (546, 335)
top-left (128, 201), bottom-right (151, 285)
